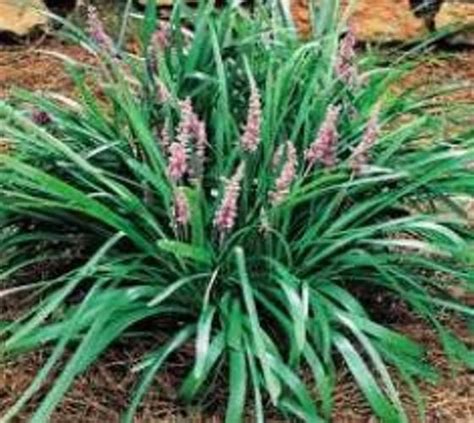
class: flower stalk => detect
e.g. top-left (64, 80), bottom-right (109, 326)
top-left (173, 188), bottom-right (190, 227)
top-left (349, 113), bottom-right (380, 174)
top-left (335, 27), bottom-right (358, 86)
top-left (87, 6), bottom-right (115, 54)
top-left (214, 164), bottom-right (245, 236)
top-left (240, 81), bottom-right (262, 153)
top-left (168, 142), bottom-right (188, 182)
top-left (270, 142), bottom-right (298, 205)
top-left (305, 105), bottom-right (341, 170)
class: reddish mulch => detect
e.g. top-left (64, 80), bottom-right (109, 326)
top-left (1, 37), bottom-right (473, 423)
top-left (1, 307), bottom-right (472, 422)
top-left (333, 318), bottom-right (474, 423)
top-left (0, 38), bottom-right (94, 99)
top-left (399, 50), bottom-right (474, 104)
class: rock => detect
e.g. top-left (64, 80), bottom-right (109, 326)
top-left (437, 2), bottom-right (474, 45)
top-left (290, 0), bottom-right (428, 40)
top-left (349, 0), bottom-right (427, 42)
top-left (0, 0), bottom-right (49, 37)
top-left (290, 0), bottom-right (474, 43)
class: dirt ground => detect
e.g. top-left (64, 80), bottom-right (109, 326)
top-left (1, 38), bottom-right (474, 101)
top-left (0, 11), bottom-right (473, 423)
top-left (0, 40), bottom-right (92, 99)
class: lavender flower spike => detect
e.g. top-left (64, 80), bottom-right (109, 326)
top-left (152, 22), bottom-right (171, 52)
top-left (168, 142), bottom-right (187, 182)
top-left (194, 120), bottom-right (207, 177)
top-left (173, 189), bottom-right (190, 227)
top-left (270, 141), bottom-right (298, 205)
top-left (148, 24), bottom-right (170, 73)
top-left (31, 109), bottom-right (52, 126)
top-left (176, 98), bottom-right (194, 146)
top-left (87, 6), bottom-right (115, 53)
top-left (177, 98), bottom-right (208, 177)
top-left (240, 81), bottom-right (262, 153)
top-left (349, 113), bottom-right (380, 175)
top-left (214, 163), bottom-right (245, 233)
top-left (305, 105), bottom-right (341, 169)
top-left (335, 26), bottom-right (358, 86)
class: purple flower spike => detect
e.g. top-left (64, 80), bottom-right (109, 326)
top-left (240, 81), bottom-right (262, 153)
top-left (270, 141), bottom-right (298, 205)
top-left (87, 6), bottom-right (115, 54)
top-left (173, 189), bottom-right (190, 227)
top-left (177, 98), bottom-right (207, 177)
top-left (152, 22), bottom-right (171, 52)
top-left (193, 120), bottom-right (207, 177)
top-left (349, 113), bottom-right (380, 175)
top-left (168, 142), bottom-right (187, 182)
top-left (176, 98), bottom-right (196, 147)
top-left (214, 163), bottom-right (245, 234)
top-left (31, 109), bottom-right (52, 126)
top-left (305, 105), bottom-right (341, 169)
top-left (335, 27), bottom-right (358, 86)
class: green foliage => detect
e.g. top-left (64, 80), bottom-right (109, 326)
top-left (1, 1), bottom-right (473, 421)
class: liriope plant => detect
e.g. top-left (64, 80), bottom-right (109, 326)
top-left (0, 1), bottom-right (473, 422)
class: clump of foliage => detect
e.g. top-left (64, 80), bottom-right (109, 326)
top-left (1, 1), bottom-right (473, 422)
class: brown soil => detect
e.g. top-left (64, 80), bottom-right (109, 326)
top-left (0, 25), bottom-right (473, 423)
top-left (398, 51), bottom-right (474, 103)
top-left (333, 320), bottom-right (474, 423)
top-left (1, 310), bottom-right (472, 422)
top-left (0, 39), bottom-right (93, 99)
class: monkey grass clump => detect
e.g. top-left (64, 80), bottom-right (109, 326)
top-left (0, 1), bottom-right (473, 422)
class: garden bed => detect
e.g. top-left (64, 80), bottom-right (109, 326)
top-left (1, 3), bottom-right (473, 422)
top-left (1, 36), bottom-right (473, 422)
